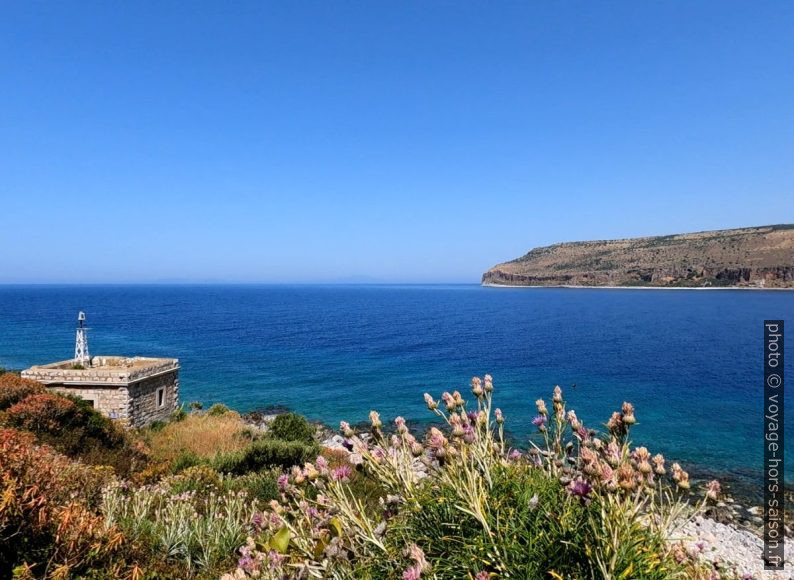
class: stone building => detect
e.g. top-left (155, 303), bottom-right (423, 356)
top-left (22, 355), bottom-right (180, 428)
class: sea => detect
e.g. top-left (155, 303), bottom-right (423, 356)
top-left (0, 284), bottom-right (791, 494)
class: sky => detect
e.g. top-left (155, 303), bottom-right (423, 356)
top-left (1, 2), bottom-right (793, 284)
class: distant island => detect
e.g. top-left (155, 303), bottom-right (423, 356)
top-left (483, 224), bottom-right (794, 288)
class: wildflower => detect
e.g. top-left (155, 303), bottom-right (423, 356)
top-left (251, 512), bottom-right (264, 530)
top-left (369, 410), bottom-right (383, 429)
top-left (471, 376), bottom-right (484, 397)
top-left (277, 474), bottom-right (289, 491)
top-left (528, 493), bottom-right (539, 510)
top-left (606, 412), bottom-right (623, 434)
top-left (267, 550), bottom-right (285, 569)
top-left (411, 442), bottom-right (424, 456)
top-left (395, 416), bottom-right (408, 435)
top-left (617, 463), bottom-right (636, 491)
top-left (567, 410), bottom-right (581, 430)
top-left (532, 415), bottom-right (547, 432)
top-left (424, 393), bottom-right (438, 410)
top-left (604, 441), bottom-right (621, 466)
top-left (508, 449), bottom-right (523, 461)
top-left (476, 573), bottom-right (490, 580)
top-left (567, 477), bottom-right (593, 503)
top-left (303, 462), bottom-right (319, 481)
top-left (340, 421), bottom-right (354, 437)
top-left (403, 566), bottom-right (422, 580)
top-left (404, 543), bottom-right (430, 572)
top-left (316, 455), bottom-right (328, 473)
top-left (331, 465), bottom-right (352, 482)
top-left (652, 453), bottom-right (666, 475)
top-left (705, 479), bottom-right (721, 500)
top-left (449, 413), bottom-right (465, 438)
top-left (442, 392), bottom-right (455, 411)
top-left (553, 385), bottom-right (563, 403)
top-left (463, 424), bottom-right (475, 444)
top-left (494, 408), bottom-right (504, 424)
top-left (452, 390), bottom-right (465, 407)
top-left (535, 399), bottom-right (548, 415)
top-left (621, 401), bottom-right (636, 425)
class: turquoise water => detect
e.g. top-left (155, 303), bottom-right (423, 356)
top-left (0, 284), bottom-right (791, 490)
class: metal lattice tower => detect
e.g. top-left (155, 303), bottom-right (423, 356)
top-left (75, 311), bottom-right (90, 366)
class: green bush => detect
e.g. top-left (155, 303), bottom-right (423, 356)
top-left (224, 471), bottom-right (280, 503)
top-left (212, 439), bottom-right (318, 475)
top-left (188, 401), bottom-right (204, 411)
top-left (170, 405), bottom-right (187, 422)
top-left (268, 412), bottom-right (315, 444)
top-left (170, 449), bottom-right (206, 474)
top-left (207, 403), bottom-right (231, 416)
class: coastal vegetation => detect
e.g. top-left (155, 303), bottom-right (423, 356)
top-left (0, 372), bottom-right (736, 578)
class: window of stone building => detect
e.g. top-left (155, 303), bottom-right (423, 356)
top-left (157, 387), bottom-right (165, 408)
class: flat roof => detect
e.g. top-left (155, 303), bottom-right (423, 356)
top-left (21, 356), bottom-right (179, 385)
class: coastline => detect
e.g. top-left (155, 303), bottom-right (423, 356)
top-left (482, 282), bottom-right (794, 291)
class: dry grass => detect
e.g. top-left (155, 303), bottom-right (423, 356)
top-left (146, 412), bottom-right (254, 462)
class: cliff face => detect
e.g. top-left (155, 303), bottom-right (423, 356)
top-left (483, 225), bottom-right (794, 288)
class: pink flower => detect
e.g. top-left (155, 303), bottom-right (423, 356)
top-left (331, 465), bottom-right (352, 481)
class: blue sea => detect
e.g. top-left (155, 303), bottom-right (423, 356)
top-left (0, 284), bottom-right (791, 493)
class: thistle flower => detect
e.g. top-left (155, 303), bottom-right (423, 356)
top-left (566, 410), bottom-right (581, 430)
top-left (535, 399), bottom-right (548, 416)
top-left (463, 424), bottom-right (475, 444)
top-left (532, 415), bottom-right (547, 432)
top-left (705, 479), bottom-right (721, 500)
top-left (567, 477), bottom-right (593, 503)
top-left (369, 410), bottom-right (383, 429)
top-left (621, 401), bottom-right (636, 425)
top-left (652, 453), bottom-right (666, 475)
top-left (411, 442), bottom-right (424, 456)
top-left (331, 465), bottom-right (352, 482)
top-left (452, 390), bottom-right (465, 407)
top-left (553, 385), bottom-right (563, 403)
top-left (606, 412), bottom-right (623, 434)
top-left (494, 408), bottom-right (504, 424)
top-left (605, 441), bottom-right (621, 467)
top-left (471, 376), bottom-right (484, 398)
top-left (277, 474), bottom-right (289, 491)
top-left (484, 374), bottom-right (493, 393)
top-left (340, 421), bottom-right (354, 438)
top-left (395, 416), bottom-right (408, 435)
top-left (303, 462), bottom-right (319, 481)
top-left (677, 470), bottom-right (690, 490)
top-left (441, 392), bottom-right (455, 411)
top-left (404, 543), bottom-right (429, 572)
top-left (449, 413), bottom-right (465, 438)
top-left (476, 572), bottom-right (490, 580)
top-left (508, 449), bottom-right (523, 461)
top-left (424, 393), bottom-right (438, 410)
top-left (315, 455), bottom-right (328, 474)
top-left (617, 463), bottom-right (636, 491)
top-left (402, 566), bottom-right (421, 580)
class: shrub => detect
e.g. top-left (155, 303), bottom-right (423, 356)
top-left (0, 428), bottom-right (121, 576)
top-left (2, 391), bottom-right (145, 477)
top-left (0, 373), bottom-right (45, 410)
top-left (207, 403), bottom-right (231, 416)
top-left (268, 412), bottom-right (315, 444)
top-left (223, 471), bottom-right (280, 503)
top-left (170, 405), bottom-right (187, 422)
top-left (170, 449), bottom-right (207, 474)
top-left (189, 401), bottom-right (204, 411)
top-left (213, 439), bottom-right (319, 475)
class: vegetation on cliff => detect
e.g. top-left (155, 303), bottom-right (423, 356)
top-left (1, 373), bottom-right (729, 578)
top-left (483, 224), bottom-right (794, 288)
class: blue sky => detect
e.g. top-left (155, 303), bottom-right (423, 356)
top-left (1, 2), bottom-right (792, 283)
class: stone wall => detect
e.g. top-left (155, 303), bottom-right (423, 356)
top-left (47, 384), bottom-right (130, 422)
top-left (126, 370), bottom-right (179, 428)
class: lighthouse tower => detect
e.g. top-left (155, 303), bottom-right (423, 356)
top-left (75, 311), bottom-right (90, 366)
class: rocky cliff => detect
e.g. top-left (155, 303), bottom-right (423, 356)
top-left (483, 225), bottom-right (794, 288)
